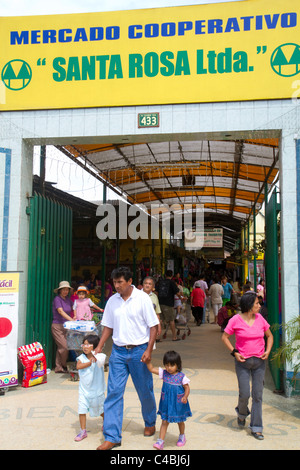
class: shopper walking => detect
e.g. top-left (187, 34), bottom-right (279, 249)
top-left (208, 278), bottom-right (224, 324)
top-left (74, 334), bottom-right (106, 442)
top-left (222, 292), bottom-right (273, 440)
top-left (94, 266), bottom-right (159, 450)
top-left (156, 270), bottom-right (180, 341)
top-left (51, 281), bottom-right (73, 373)
top-left (147, 350), bottom-right (192, 450)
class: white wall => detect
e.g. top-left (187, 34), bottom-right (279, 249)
top-left (0, 98), bottom-right (299, 346)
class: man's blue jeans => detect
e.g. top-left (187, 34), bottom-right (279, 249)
top-left (103, 343), bottom-right (157, 443)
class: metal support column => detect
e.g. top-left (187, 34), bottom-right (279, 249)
top-left (100, 184), bottom-right (107, 308)
top-left (253, 204), bottom-right (257, 291)
top-left (133, 239), bottom-right (137, 285)
top-left (265, 188), bottom-right (281, 390)
top-left (39, 145), bottom-right (46, 195)
top-left (247, 220), bottom-right (250, 280)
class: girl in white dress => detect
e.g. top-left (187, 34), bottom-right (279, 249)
top-left (74, 334), bottom-right (106, 441)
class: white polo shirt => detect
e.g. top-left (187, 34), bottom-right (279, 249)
top-left (101, 285), bottom-right (159, 346)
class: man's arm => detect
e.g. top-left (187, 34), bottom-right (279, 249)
top-left (94, 326), bottom-right (113, 354)
top-left (141, 325), bottom-right (158, 363)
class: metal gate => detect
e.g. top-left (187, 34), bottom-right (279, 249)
top-left (26, 193), bottom-right (72, 368)
top-left (265, 189), bottom-right (281, 390)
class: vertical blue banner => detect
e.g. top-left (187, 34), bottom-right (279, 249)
top-left (296, 140), bottom-right (300, 310)
top-left (0, 148), bottom-right (11, 271)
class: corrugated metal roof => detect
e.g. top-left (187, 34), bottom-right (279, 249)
top-left (59, 138), bottom-right (279, 250)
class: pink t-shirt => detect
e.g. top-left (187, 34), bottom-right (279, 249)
top-left (224, 313), bottom-right (270, 359)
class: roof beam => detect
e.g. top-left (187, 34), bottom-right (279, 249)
top-left (113, 144), bottom-right (167, 206)
top-left (230, 141), bottom-right (244, 216)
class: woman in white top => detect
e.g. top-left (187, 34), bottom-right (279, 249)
top-left (208, 278), bottom-right (224, 324)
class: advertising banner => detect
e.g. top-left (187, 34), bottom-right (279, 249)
top-left (203, 228), bottom-right (223, 248)
top-left (0, 272), bottom-right (19, 390)
top-left (0, 0), bottom-right (299, 111)
top-left (185, 228), bottom-right (223, 249)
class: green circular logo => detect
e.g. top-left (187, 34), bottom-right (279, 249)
top-left (1, 59), bottom-right (32, 90)
top-left (271, 43), bottom-right (300, 77)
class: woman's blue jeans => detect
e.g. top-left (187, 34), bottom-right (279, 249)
top-left (103, 343), bottom-right (157, 443)
top-left (235, 356), bottom-right (266, 433)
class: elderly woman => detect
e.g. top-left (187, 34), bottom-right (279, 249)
top-left (222, 291), bottom-right (273, 440)
top-left (51, 281), bottom-right (74, 373)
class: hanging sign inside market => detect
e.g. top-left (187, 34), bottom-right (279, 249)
top-left (0, 0), bottom-right (299, 111)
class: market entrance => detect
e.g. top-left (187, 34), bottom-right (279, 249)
top-left (29, 131), bottom-right (281, 385)
top-left (1, 0), bottom-right (299, 397)
top-left (58, 132), bottom-right (279, 286)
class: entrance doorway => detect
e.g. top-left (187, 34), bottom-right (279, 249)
top-left (28, 131), bottom-right (281, 383)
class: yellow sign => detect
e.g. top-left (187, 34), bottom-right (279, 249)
top-left (0, 272), bottom-right (19, 292)
top-left (0, 0), bottom-right (299, 111)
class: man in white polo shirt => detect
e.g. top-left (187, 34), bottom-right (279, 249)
top-left (95, 266), bottom-right (159, 451)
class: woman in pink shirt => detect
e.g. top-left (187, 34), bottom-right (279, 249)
top-left (222, 291), bottom-right (273, 441)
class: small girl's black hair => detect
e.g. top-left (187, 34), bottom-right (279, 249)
top-left (163, 350), bottom-right (182, 372)
top-left (82, 334), bottom-right (100, 351)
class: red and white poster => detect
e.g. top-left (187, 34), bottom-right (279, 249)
top-left (0, 272), bottom-right (19, 390)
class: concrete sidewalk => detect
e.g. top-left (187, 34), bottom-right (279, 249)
top-left (1, 320), bottom-right (300, 451)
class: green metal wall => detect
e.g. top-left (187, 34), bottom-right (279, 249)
top-left (26, 193), bottom-right (72, 369)
top-left (265, 189), bottom-right (281, 390)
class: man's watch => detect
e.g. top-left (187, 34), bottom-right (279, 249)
top-left (231, 348), bottom-right (239, 357)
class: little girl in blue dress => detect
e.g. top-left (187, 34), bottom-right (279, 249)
top-left (147, 350), bottom-right (192, 449)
